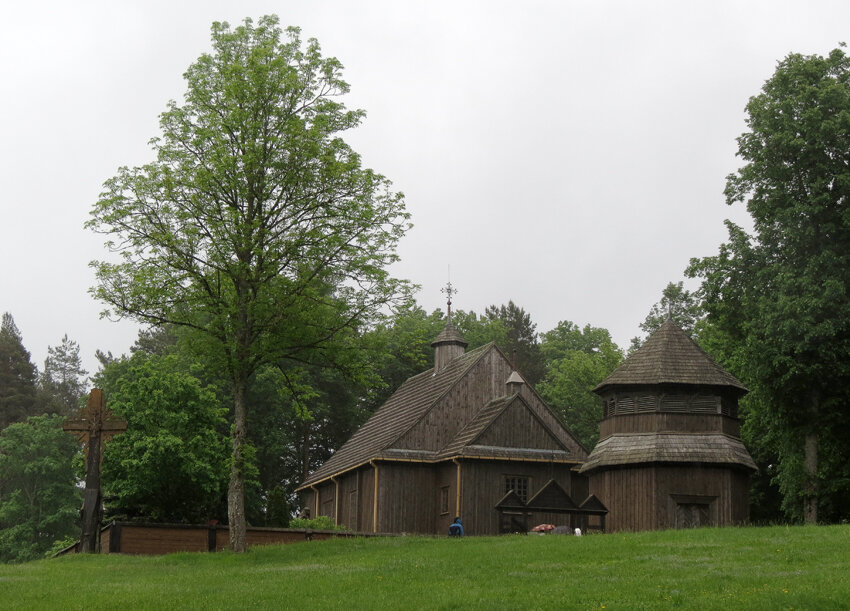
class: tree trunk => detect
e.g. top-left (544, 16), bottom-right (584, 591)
top-left (79, 431), bottom-right (102, 553)
top-left (228, 375), bottom-right (248, 552)
top-left (804, 431), bottom-right (818, 524)
top-left (301, 421), bottom-right (311, 482)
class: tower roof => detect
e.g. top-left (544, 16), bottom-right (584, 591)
top-left (594, 320), bottom-right (747, 393)
top-left (430, 321), bottom-right (468, 348)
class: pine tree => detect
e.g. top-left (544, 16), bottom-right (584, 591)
top-left (41, 334), bottom-right (88, 416)
top-left (484, 301), bottom-right (546, 385)
top-left (0, 313), bottom-right (39, 429)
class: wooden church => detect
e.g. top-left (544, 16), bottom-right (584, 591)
top-left (297, 309), bottom-right (601, 535)
top-left (299, 306), bottom-right (756, 534)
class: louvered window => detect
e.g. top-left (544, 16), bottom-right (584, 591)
top-left (616, 397), bottom-right (635, 414)
top-left (636, 396), bottom-right (657, 412)
top-left (661, 395), bottom-right (689, 412)
top-left (691, 395), bottom-right (719, 413)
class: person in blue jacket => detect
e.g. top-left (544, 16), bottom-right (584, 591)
top-left (448, 517), bottom-right (464, 537)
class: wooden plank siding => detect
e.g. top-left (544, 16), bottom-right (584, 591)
top-left (590, 465), bottom-right (750, 531)
top-left (475, 398), bottom-right (564, 450)
top-left (599, 412), bottom-right (741, 439)
top-left (376, 463), bottom-right (436, 534)
top-left (394, 349), bottom-right (514, 451)
top-left (459, 460), bottom-right (578, 535)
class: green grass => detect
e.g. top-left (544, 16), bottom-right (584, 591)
top-left (1, 525), bottom-right (848, 609)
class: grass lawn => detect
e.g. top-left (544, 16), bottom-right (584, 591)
top-left (1, 524), bottom-right (848, 610)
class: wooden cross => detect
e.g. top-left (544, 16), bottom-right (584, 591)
top-left (63, 389), bottom-right (127, 553)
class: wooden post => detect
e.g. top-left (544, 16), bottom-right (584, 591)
top-left (62, 389), bottom-right (127, 553)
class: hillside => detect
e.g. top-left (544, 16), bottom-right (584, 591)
top-left (2, 525), bottom-right (848, 609)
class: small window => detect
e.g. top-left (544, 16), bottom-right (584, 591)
top-left (504, 475), bottom-right (530, 502)
top-left (440, 486), bottom-right (450, 515)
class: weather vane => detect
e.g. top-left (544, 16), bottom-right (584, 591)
top-left (441, 270), bottom-right (457, 322)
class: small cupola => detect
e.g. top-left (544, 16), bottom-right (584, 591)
top-left (505, 370), bottom-right (524, 395)
top-left (431, 279), bottom-right (467, 371)
top-left (431, 321), bottom-right (468, 371)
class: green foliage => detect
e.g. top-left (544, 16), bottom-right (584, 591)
top-left (246, 361), bottom-right (369, 521)
top-left (264, 485), bottom-right (291, 527)
top-left (0, 313), bottom-right (39, 429)
top-left (86, 15), bottom-right (411, 548)
top-left (634, 281), bottom-right (704, 347)
top-left (3, 526), bottom-right (850, 609)
top-left (0, 415), bottom-right (80, 563)
top-left (689, 45), bottom-right (850, 523)
top-left (484, 301), bottom-right (545, 385)
top-left (288, 515), bottom-right (346, 530)
top-left (538, 321), bottom-right (623, 448)
top-left (40, 334), bottom-right (88, 417)
top-left (98, 352), bottom-right (231, 523)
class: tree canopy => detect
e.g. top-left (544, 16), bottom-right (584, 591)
top-left (0, 313), bottom-right (39, 429)
top-left (538, 321), bottom-right (623, 449)
top-left (0, 415), bottom-right (80, 563)
top-left (689, 45), bottom-right (850, 523)
top-left (86, 16), bottom-right (410, 550)
top-left (485, 301), bottom-right (546, 385)
top-left (40, 334), bottom-right (88, 416)
top-left (98, 352), bottom-right (231, 523)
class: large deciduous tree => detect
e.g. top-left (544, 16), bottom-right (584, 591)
top-left (86, 16), bottom-right (410, 550)
top-left (689, 46), bottom-right (850, 523)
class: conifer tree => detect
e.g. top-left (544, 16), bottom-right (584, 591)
top-left (0, 313), bottom-right (38, 429)
top-left (41, 334), bottom-right (88, 416)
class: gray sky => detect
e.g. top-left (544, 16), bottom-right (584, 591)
top-left (1, 0), bottom-right (847, 376)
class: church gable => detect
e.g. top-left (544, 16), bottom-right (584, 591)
top-left (472, 396), bottom-right (566, 452)
top-left (391, 344), bottom-right (512, 452)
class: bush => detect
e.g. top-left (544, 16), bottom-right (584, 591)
top-left (288, 516), bottom-right (347, 531)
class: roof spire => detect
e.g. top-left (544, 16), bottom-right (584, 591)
top-left (666, 300), bottom-right (673, 322)
top-left (441, 268), bottom-right (457, 322)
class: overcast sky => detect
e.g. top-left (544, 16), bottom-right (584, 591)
top-left (1, 0), bottom-right (847, 376)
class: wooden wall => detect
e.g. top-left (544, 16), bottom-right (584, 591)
top-left (395, 348), bottom-right (513, 451)
top-left (435, 462), bottom-right (458, 535)
top-left (475, 398), bottom-right (564, 450)
top-left (589, 465), bottom-right (750, 531)
top-left (459, 460), bottom-right (578, 535)
top-left (376, 463), bottom-right (436, 534)
top-left (305, 459), bottom-right (588, 536)
top-left (305, 465), bottom-right (377, 533)
top-left (599, 412), bottom-right (741, 439)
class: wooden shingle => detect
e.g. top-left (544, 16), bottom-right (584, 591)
top-left (594, 320), bottom-right (747, 393)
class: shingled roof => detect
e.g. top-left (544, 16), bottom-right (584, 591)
top-left (594, 320), bottom-right (747, 393)
top-left (435, 394), bottom-right (576, 462)
top-left (579, 432), bottom-right (757, 473)
top-left (299, 343), bottom-right (493, 488)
